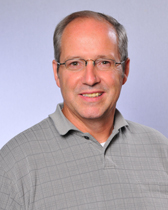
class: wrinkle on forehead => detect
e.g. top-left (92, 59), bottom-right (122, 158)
top-left (60, 18), bottom-right (120, 61)
top-left (62, 17), bottom-right (118, 44)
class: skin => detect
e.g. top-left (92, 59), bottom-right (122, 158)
top-left (53, 18), bottom-right (130, 143)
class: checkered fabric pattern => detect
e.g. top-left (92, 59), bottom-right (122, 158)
top-left (1, 104), bottom-right (168, 209)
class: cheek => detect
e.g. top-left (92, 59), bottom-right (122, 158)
top-left (104, 71), bottom-right (123, 87)
top-left (59, 72), bottom-right (81, 93)
top-left (68, 72), bottom-right (83, 87)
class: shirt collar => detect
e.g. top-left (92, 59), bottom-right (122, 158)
top-left (49, 103), bottom-right (128, 135)
top-left (49, 103), bottom-right (79, 135)
top-left (113, 109), bottom-right (128, 131)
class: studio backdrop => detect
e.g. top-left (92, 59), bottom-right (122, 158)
top-left (1, 0), bottom-right (168, 148)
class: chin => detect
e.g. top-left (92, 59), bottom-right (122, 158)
top-left (79, 110), bottom-right (104, 120)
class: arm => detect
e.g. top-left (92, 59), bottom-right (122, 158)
top-left (0, 167), bottom-right (22, 210)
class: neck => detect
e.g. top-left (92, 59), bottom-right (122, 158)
top-left (81, 118), bottom-right (114, 143)
top-left (62, 108), bottom-right (116, 144)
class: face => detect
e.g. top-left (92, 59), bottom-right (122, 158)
top-left (53, 18), bottom-right (129, 126)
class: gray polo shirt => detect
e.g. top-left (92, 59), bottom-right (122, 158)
top-left (1, 103), bottom-right (168, 210)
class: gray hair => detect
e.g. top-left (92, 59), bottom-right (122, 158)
top-left (53, 10), bottom-right (128, 71)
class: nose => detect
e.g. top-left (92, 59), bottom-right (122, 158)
top-left (82, 60), bottom-right (100, 86)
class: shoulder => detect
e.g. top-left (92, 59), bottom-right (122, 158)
top-left (126, 120), bottom-right (168, 144)
top-left (0, 116), bottom-right (59, 171)
top-left (127, 120), bottom-right (165, 136)
top-left (0, 116), bottom-right (62, 208)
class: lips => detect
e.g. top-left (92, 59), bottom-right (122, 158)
top-left (81, 93), bottom-right (103, 98)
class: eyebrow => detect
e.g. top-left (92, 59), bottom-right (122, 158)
top-left (64, 55), bottom-right (116, 61)
top-left (96, 55), bottom-right (116, 60)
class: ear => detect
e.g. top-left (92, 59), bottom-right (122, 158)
top-left (52, 60), bottom-right (60, 88)
top-left (122, 58), bottom-right (130, 85)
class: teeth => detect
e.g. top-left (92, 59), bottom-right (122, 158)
top-left (82, 93), bottom-right (102, 98)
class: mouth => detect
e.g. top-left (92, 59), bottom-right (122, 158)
top-left (81, 93), bottom-right (103, 98)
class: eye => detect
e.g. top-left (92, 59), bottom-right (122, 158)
top-left (96, 59), bottom-right (112, 67)
top-left (70, 61), bottom-right (79, 66)
top-left (66, 59), bottom-right (84, 70)
top-left (66, 60), bottom-right (81, 68)
top-left (101, 60), bottom-right (111, 65)
top-left (95, 59), bottom-right (115, 70)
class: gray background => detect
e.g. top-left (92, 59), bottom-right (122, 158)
top-left (1, 0), bottom-right (168, 149)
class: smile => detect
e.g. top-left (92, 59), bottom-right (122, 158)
top-left (82, 93), bottom-right (103, 98)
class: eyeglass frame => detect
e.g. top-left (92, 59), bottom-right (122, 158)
top-left (56, 58), bottom-right (126, 71)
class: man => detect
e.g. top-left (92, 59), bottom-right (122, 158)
top-left (0, 10), bottom-right (168, 210)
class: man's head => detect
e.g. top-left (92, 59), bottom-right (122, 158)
top-left (52, 10), bottom-right (130, 131)
top-left (53, 10), bottom-right (128, 72)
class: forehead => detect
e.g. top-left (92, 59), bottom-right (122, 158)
top-left (60, 17), bottom-right (119, 60)
top-left (62, 17), bottom-right (117, 43)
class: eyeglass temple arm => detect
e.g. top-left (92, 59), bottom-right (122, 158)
top-left (57, 62), bottom-right (66, 66)
top-left (115, 59), bottom-right (126, 65)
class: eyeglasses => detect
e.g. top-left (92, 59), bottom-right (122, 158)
top-left (57, 58), bottom-right (125, 71)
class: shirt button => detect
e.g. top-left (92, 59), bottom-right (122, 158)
top-left (84, 136), bottom-right (89, 140)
